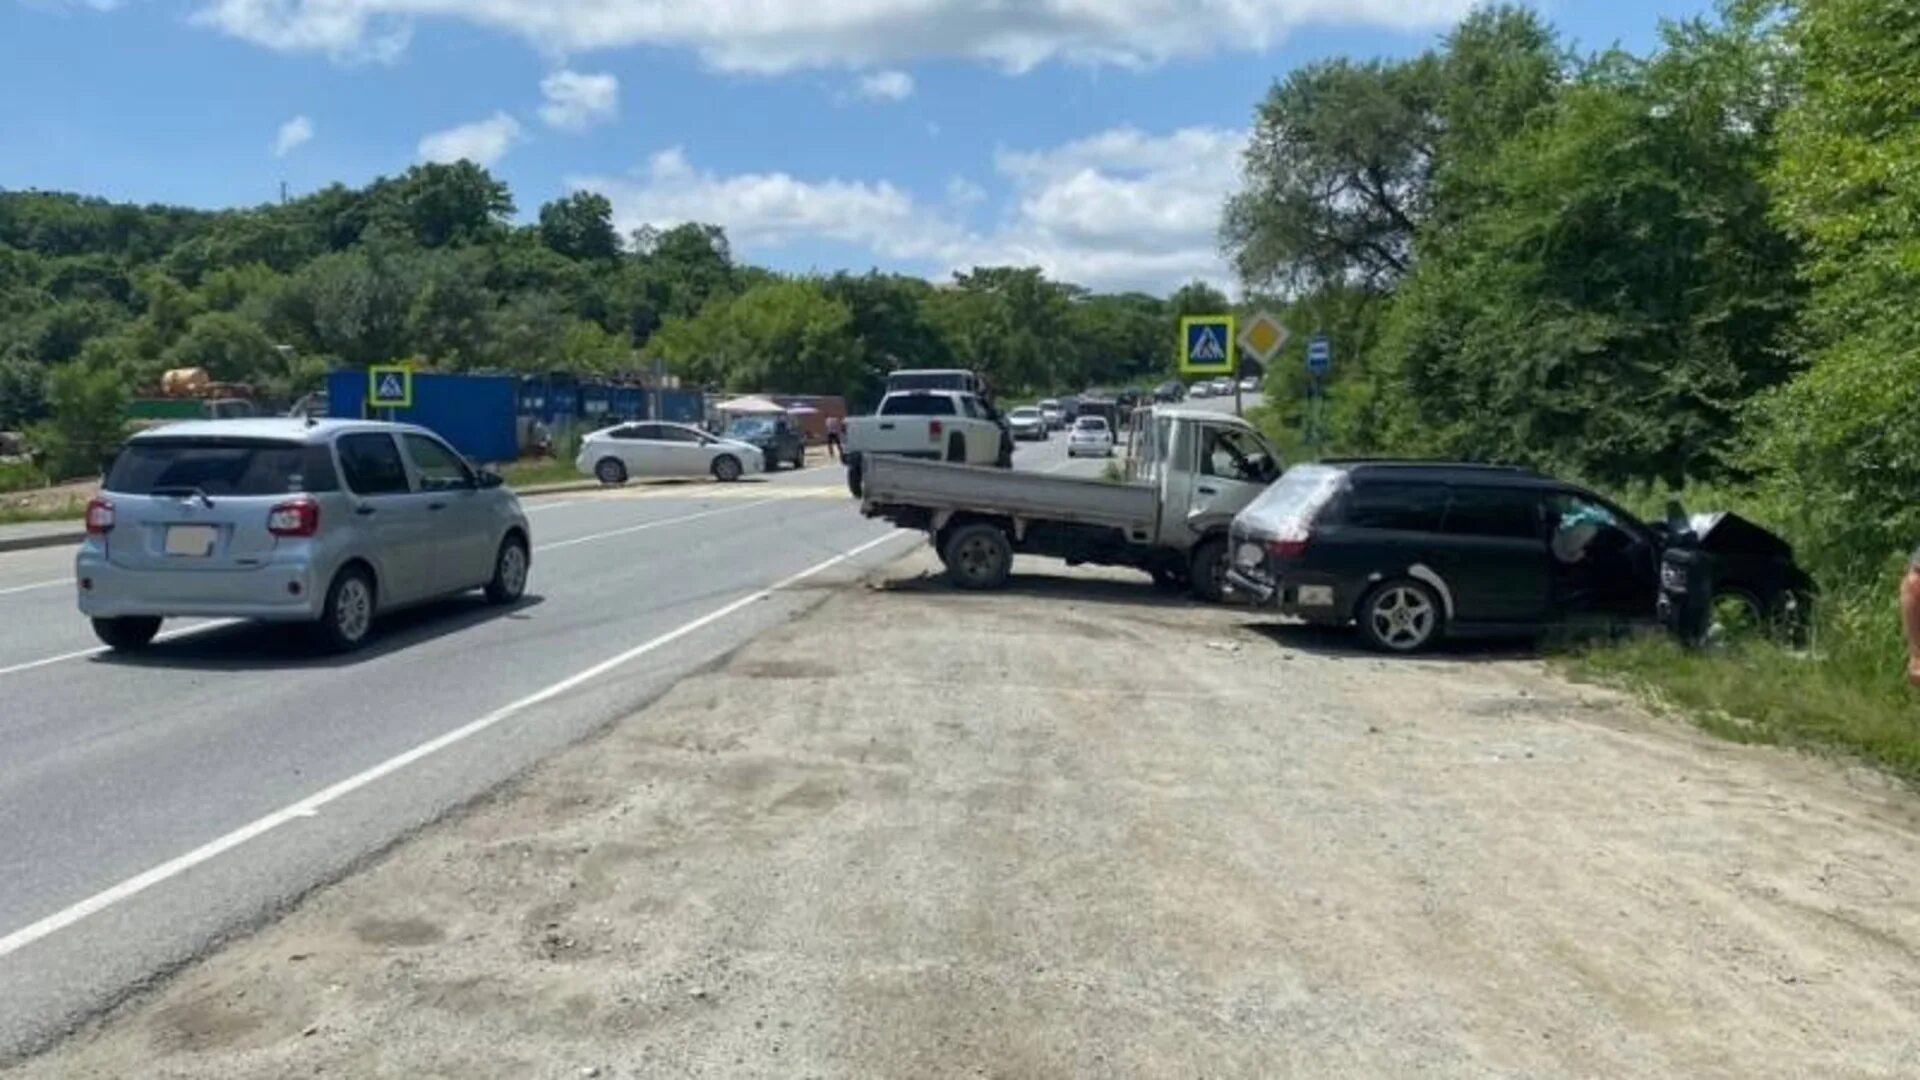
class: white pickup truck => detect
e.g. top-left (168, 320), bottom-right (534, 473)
top-left (844, 390), bottom-right (1008, 496)
top-left (860, 406), bottom-right (1282, 601)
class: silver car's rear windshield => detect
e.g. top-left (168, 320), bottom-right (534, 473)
top-left (105, 438), bottom-right (341, 496)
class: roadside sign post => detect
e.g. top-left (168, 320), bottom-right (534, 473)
top-left (367, 364), bottom-right (413, 421)
top-left (1179, 314), bottom-right (1238, 413)
top-left (1304, 335), bottom-right (1332, 458)
top-left (1236, 311), bottom-right (1291, 420)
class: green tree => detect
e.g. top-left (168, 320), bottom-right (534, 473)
top-left (371, 162), bottom-right (514, 248)
top-left (30, 362), bottom-right (127, 479)
top-left (1750, 0), bottom-right (1920, 569)
top-left (1376, 6), bottom-right (1797, 486)
top-left (647, 279), bottom-right (857, 393)
top-left (0, 356), bottom-right (47, 428)
top-left (538, 192), bottom-right (620, 261)
top-left (163, 311), bottom-right (280, 383)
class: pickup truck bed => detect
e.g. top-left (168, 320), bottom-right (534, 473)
top-left (861, 455), bottom-right (1158, 543)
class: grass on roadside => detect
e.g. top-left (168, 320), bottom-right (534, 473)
top-left (495, 458), bottom-right (584, 489)
top-left (0, 495), bottom-right (89, 527)
top-left (1569, 578), bottom-right (1920, 786)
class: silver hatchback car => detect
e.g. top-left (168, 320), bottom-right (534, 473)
top-left (77, 419), bottom-right (531, 653)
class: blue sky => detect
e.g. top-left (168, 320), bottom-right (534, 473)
top-left (2, 0), bottom-right (1714, 293)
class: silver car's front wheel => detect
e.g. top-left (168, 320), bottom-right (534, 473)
top-left (486, 536), bottom-right (529, 605)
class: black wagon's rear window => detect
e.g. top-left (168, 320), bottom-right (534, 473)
top-left (105, 439), bottom-right (339, 496)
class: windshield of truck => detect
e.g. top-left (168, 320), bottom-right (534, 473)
top-left (1238, 465), bottom-right (1345, 537)
top-left (1010, 408), bottom-right (1041, 421)
top-left (106, 438), bottom-right (340, 496)
top-left (880, 395), bottom-right (957, 416)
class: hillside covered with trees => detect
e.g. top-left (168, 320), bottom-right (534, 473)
top-left (0, 163), bottom-right (1224, 476)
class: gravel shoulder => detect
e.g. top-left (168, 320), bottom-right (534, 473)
top-left (16, 553), bottom-right (1920, 1078)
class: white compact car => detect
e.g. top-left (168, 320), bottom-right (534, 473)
top-left (577, 422), bottom-right (766, 484)
top-left (1067, 416), bottom-right (1115, 458)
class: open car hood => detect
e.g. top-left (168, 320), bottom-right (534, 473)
top-left (1685, 511), bottom-right (1796, 561)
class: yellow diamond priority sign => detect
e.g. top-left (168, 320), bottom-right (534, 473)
top-left (1238, 311), bottom-right (1290, 365)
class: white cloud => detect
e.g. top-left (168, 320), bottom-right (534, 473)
top-left (417, 111), bottom-right (523, 166)
top-left (946, 176), bottom-right (987, 207)
top-left (578, 148), bottom-right (935, 253)
top-left (188, 0), bottom-right (1474, 72)
top-left (271, 115), bottom-right (314, 158)
top-left (539, 69), bottom-right (619, 131)
top-left (572, 126), bottom-right (1245, 293)
top-left (856, 69), bottom-right (914, 103)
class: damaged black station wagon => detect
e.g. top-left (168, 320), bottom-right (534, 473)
top-left (1226, 461), bottom-right (1812, 653)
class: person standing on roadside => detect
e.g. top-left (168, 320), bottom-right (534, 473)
top-left (826, 413), bottom-right (844, 462)
top-left (1903, 551), bottom-right (1920, 685)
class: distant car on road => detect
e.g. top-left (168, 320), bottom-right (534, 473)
top-left (578, 422), bottom-right (764, 485)
top-left (1039, 399), bottom-right (1065, 430)
top-left (722, 414), bottom-right (807, 472)
top-left (1154, 381), bottom-right (1185, 403)
top-left (1210, 378), bottom-right (1234, 396)
top-left (1067, 416), bottom-right (1115, 458)
top-left (1008, 406), bottom-right (1049, 441)
top-left (1189, 381), bottom-right (1213, 399)
top-left (77, 419), bottom-right (531, 654)
top-left (1239, 376), bottom-right (1260, 392)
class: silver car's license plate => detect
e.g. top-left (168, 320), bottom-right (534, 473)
top-left (165, 525), bottom-right (217, 557)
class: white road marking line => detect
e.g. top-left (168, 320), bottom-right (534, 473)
top-left (535, 497), bottom-right (789, 553)
top-left (524, 500), bottom-right (580, 513)
top-left (0, 619), bottom-right (241, 680)
top-left (0, 529), bottom-right (910, 961)
top-left (0, 578), bottom-right (66, 597)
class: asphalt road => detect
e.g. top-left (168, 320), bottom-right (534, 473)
top-left (0, 437), bottom-right (1030, 1060)
top-left (0, 405), bottom-right (1237, 1060)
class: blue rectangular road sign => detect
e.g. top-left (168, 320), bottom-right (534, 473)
top-left (1306, 335), bottom-right (1332, 377)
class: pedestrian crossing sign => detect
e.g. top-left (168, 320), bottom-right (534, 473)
top-left (368, 365), bottom-right (413, 409)
top-left (1180, 316), bottom-right (1236, 376)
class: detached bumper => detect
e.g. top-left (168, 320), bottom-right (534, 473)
top-left (1225, 567), bottom-right (1275, 604)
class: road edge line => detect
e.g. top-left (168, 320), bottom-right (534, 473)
top-left (0, 529), bottom-right (908, 961)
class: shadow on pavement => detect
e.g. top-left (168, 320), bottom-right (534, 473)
top-left (90, 594), bottom-right (547, 672)
top-left (1243, 619), bottom-right (1540, 663)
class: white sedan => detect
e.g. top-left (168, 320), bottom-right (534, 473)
top-left (1067, 416), bottom-right (1115, 458)
top-left (576, 422), bottom-right (766, 484)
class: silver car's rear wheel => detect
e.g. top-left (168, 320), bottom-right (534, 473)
top-left (315, 567), bottom-right (375, 653)
top-left (595, 457), bottom-right (627, 485)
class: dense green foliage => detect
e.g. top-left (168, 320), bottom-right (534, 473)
top-left (0, 164), bottom-right (1198, 481)
top-left (1224, 0), bottom-right (1920, 766)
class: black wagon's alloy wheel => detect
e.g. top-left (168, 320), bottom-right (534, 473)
top-left (1359, 580), bottom-right (1441, 653)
